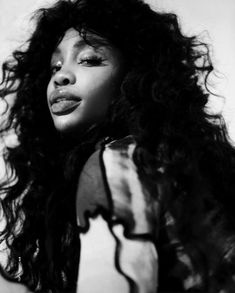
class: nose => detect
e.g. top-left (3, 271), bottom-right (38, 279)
top-left (54, 69), bottom-right (76, 87)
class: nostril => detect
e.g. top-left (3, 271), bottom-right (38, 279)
top-left (61, 77), bottom-right (70, 85)
top-left (54, 76), bottom-right (71, 87)
top-left (54, 69), bottom-right (76, 87)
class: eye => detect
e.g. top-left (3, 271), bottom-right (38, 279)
top-left (50, 60), bottom-right (62, 75)
top-left (78, 55), bottom-right (104, 66)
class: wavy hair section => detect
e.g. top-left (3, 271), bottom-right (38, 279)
top-left (0, 0), bottom-right (235, 292)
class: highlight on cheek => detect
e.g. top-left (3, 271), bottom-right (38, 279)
top-left (46, 28), bottom-right (124, 135)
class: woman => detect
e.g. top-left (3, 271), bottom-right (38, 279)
top-left (1, 0), bottom-right (235, 292)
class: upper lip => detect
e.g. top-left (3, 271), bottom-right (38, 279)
top-left (49, 88), bottom-right (81, 106)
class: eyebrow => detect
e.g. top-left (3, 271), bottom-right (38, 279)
top-left (82, 34), bottom-right (110, 47)
top-left (53, 34), bottom-right (110, 56)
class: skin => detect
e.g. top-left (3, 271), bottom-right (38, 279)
top-left (47, 28), bottom-right (125, 135)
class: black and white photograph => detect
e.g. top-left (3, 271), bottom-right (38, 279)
top-left (0, 0), bottom-right (235, 292)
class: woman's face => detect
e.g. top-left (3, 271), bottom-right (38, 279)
top-left (47, 28), bottom-right (124, 135)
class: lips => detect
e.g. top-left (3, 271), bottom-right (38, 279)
top-left (49, 89), bottom-right (81, 115)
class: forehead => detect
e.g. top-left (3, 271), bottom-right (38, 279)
top-left (61, 28), bottom-right (81, 42)
top-left (53, 28), bottom-right (110, 54)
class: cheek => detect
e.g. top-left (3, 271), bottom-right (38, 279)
top-left (86, 76), bottom-right (119, 114)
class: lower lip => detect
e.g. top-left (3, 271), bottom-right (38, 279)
top-left (51, 100), bottom-right (81, 115)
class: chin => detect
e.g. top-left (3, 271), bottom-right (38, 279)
top-left (53, 119), bottom-right (95, 137)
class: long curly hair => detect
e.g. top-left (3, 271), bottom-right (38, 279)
top-left (1, 0), bottom-right (235, 292)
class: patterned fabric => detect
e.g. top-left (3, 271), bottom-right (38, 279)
top-left (76, 136), bottom-right (235, 293)
top-left (101, 136), bottom-right (159, 293)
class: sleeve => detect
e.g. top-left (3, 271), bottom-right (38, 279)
top-left (76, 137), bottom-right (160, 293)
top-left (76, 137), bottom-right (235, 293)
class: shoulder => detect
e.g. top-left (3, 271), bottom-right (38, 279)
top-left (102, 136), bottom-right (136, 169)
top-left (77, 136), bottom-right (160, 236)
top-left (102, 136), bottom-right (137, 190)
top-left (103, 136), bottom-right (160, 235)
top-left (76, 136), bottom-right (137, 227)
top-left (102, 136), bottom-right (138, 203)
top-left (77, 136), bottom-right (136, 198)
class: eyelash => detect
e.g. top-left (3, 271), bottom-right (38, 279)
top-left (50, 55), bottom-right (104, 74)
top-left (78, 56), bottom-right (104, 66)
